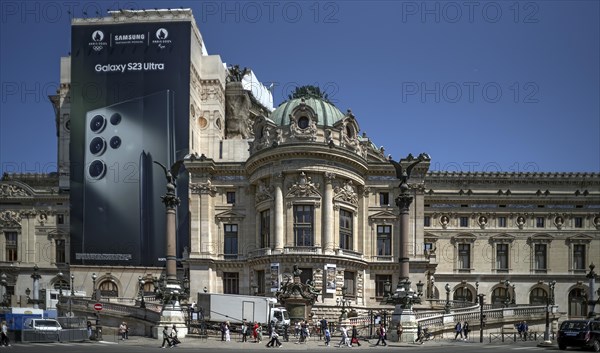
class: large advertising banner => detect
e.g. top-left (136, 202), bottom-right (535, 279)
top-left (325, 264), bottom-right (337, 294)
top-left (270, 263), bottom-right (280, 292)
top-left (70, 21), bottom-right (191, 266)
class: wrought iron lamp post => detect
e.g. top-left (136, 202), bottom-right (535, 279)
top-left (475, 281), bottom-right (480, 304)
top-left (337, 285), bottom-right (351, 320)
top-left (29, 265), bottom-right (42, 309)
top-left (444, 283), bottom-right (451, 313)
top-left (542, 280), bottom-right (556, 344)
top-left (57, 272), bottom-right (64, 314)
top-left (587, 263), bottom-right (598, 318)
top-left (0, 273), bottom-right (7, 307)
top-left (478, 294), bottom-right (485, 343)
top-left (91, 273), bottom-right (98, 300)
top-left (138, 276), bottom-right (146, 308)
top-left (504, 279), bottom-right (511, 307)
top-left (71, 273), bottom-right (75, 296)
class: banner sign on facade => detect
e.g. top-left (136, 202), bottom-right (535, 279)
top-left (325, 264), bottom-right (337, 294)
top-left (270, 263), bottom-right (280, 292)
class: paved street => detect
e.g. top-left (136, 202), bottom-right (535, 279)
top-left (3, 334), bottom-right (562, 353)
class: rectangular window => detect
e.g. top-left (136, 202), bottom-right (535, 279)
top-left (424, 242), bottom-right (433, 253)
top-left (424, 216), bottom-right (431, 227)
top-left (226, 191), bottom-right (236, 204)
top-left (293, 205), bottom-right (314, 247)
top-left (376, 225), bottom-right (391, 256)
top-left (458, 244), bottom-right (470, 269)
top-left (344, 271), bottom-right (355, 296)
top-left (573, 244), bottom-right (586, 270)
top-left (5, 232), bottom-right (17, 262)
top-left (339, 209), bottom-right (353, 250)
top-left (375, 274), bottom-right (392, 298)
top-left (223, 272), bottom-right (239, 294)
top-left (496, 244), bottom-right (508, 271)
top-left (574, 217), bottom-right (583, 228)
top-left (55, 239), bottom-right (66, 264)
top-left (498, 217), bottom-right (507, 228)
top-left (536, 217), bottom-right (545, 228)
top-left (379, 192), bottom-right (389, 206)
top-left (460, 217), bottom-right (469, 227)
top-left (224, 224), bottom-right (238, 258)
top-left (260, 210), bottom-right (270, 248)
top-left (256, 270), bottom-right (265, 295)
top-left (299, 268), bottom-right (313, 286)
top-left (534, 244), bottom-right (547, 270)
top-left (57, 214), bottom-right (64, 225)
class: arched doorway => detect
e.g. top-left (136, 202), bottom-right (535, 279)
top-left (98, 280), bottom-right (119, 297)
top-left (529, 287), bottom-right (548, 306)
top-left (568, 288), bottom-right (587, 318)
top-left (453, 287), bottom-right (473, 302)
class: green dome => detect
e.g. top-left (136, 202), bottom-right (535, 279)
top-left (270, 97), bottom-right (345, 127)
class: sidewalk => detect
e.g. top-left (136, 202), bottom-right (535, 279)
top-left (100, 333), bottom-right (532, 349)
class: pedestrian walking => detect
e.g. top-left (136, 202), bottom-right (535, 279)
top-left (1, 321), bottom-right (10, 347)
top-left (462, 321), bottom-right (470, 340)
top-left (221, 321), bottom-right (226, 341)
top-left (415, 324), bottom-right (423, 344)
top-left (350, 325), bottom-right (361, 346)
top-left (267, 328), bottom-right (282, 347)
top-left (257, 323), bottom-right (263, 342)
top-left (160, 326), bottom-right (172, 348)
top-left (241, 319), bottom-right (248, 342)
top-left (520, 321), bottom-right (529, 341)
top-left (454, 321), bottom-right (463, 340)
top-left (324, 327), bottom-right (331, 346)
top-left (87, 321), bottom-right (93, 340)
top-left (337, 325), bottom-right (351, 347)
top-left (397, 323), bottom-right (403, 342)
top-left (320, 318), bottom-right (328, 341)
top-left (374, 323), bottom-right (387, 346)
top-left (119, 322), bottom-right (127, 340)
top-left (225, 321), bottom-right (231, 342)
top-left (171, 324), bottom-right (181, 347)
top-left (253, 321), bottom-right (259, 342)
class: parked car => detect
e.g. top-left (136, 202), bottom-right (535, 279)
top-left (23, 318), bottom-right (63, 332)
top-left (557, 319), bottom-right (600, 351)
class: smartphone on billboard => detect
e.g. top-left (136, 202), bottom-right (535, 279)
top-left (82, 90), bottom-right (175, 265)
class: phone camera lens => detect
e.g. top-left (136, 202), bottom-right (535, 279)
top-left (110, 136), bottom-right (121, 149)
top-left (90, 115), bottom-right (106, 133)
top-left (89, 137), bottom-right (106, 155)
top-left (88, 160), bottom-right (106, 179)
top-left (110, 113), bottom-right (122, 125)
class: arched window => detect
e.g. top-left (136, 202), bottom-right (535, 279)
top-left (492, 287), bottom-right (510, 307)
top-left (453, 287), bottom-right (473, 302)
top-left (142, 282), bottom-right (154, 296)
top-left (99, 280), bottom-right (119, 297)
top-left (568, 288), bottom-right (587, 318)
top-left (529, 287), bottom-right (548, 306)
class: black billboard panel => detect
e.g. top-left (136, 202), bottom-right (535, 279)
top-left (70, 21), bottom-right (191, 266)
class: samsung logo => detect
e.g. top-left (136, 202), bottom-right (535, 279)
top-left (114, 34), bottom-right (145, 41)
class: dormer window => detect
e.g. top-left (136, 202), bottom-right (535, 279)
top-left (298, 116), bottom-right (309, 129)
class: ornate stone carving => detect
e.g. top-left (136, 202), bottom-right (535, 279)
top-left (225, 82), bottom-right (252, 139)
top-left (333, 180), bottom-right (358, 205)
top-left (478, 215), bottom-right (488, 229)
top-left (440, 215), bottom-right (449, 229)
top-left (249, 116), bottom-right (274, 152)
top-left (255, 180), bottom-right (273, 203)
top-left (190, 180), bottom-right (217, 195)
top-left (554, 215), bottom-right (564, 229)
top-left (0, 210), bottom-right (22, 226)
top-left (289, 100), bottom-right (318, 141)
top-left (287, 172), bottom-right (320, 198)
top-left (0, 183), bottom-right (29, 198)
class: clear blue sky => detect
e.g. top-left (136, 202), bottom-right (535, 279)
top-left (1, 1), bottom-right (599, 174)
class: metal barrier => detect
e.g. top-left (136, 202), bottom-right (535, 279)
top-left (21, 328), bottom-right (89, 343)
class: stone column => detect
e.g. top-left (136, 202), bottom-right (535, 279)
top-left (323, 172), bottom-right (335, 254)
top-left (274, 173), bottom-right (284, 253)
